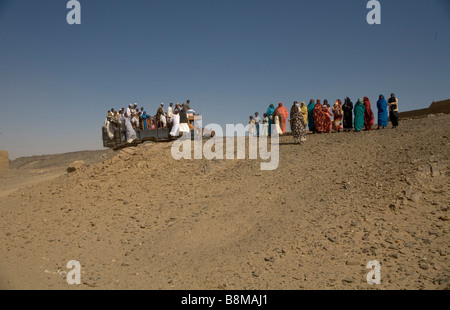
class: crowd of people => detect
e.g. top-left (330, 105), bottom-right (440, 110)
top-left (248, 93), bottom-right (399, 144)
top-left (103, 100), bottom-right (197, 143)
top-left (104, 94), bottom-right (399, 145)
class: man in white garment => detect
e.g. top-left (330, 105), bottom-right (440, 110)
top-left (157, 103), bottom-right (167, 128)
top-left (130, 104), bottom-right (137, 118)
top-left (118, 109), bottom-right (126, 142)
top-left (170, 111), bottom-right (180, 137)
top-left (132, 111), bottom-right (140, 130)
top-left (126, 104), bottom-right (132, 119)
top-left (124, 112), bottom-right (137, 143)
top-left (131, 103), bottom-right (140, 129)
top-left (167, 102), bottom-right (174, 126)
top-left (254, 112), bottom-right (261, 136)
top-left (103, 111), bottom-right (114, 140)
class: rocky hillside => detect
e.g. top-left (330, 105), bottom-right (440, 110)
top-left (0, 114), bottom-right (448, 290)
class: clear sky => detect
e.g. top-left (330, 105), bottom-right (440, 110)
top-left (1, 0), bottom-right (449, 159)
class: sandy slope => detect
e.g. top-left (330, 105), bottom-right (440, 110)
top-left (0, 114), bottom-right (448, 290)
top-left (0, 150), bottom-right (116, 198)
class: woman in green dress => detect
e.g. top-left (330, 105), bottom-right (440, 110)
top-left (354, 98), bottom-right (366, 132)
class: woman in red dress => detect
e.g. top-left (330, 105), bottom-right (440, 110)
top-left (322, 100), bottom-right (333, 133)
top-left (313, 99), bottom-right (325, 133)
top-left (363, 97), bottom-right (375, 131)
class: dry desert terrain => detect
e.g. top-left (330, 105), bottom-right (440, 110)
top-left (0, 114), bottom-right (449, 290)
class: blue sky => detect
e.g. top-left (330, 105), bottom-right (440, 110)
top-left (0, 0), bottom-right (449, 159)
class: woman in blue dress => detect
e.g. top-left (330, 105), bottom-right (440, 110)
top-left (266, 103), bottom-right (275, 136)
top-left (377, 94), bottom-right (389, 129)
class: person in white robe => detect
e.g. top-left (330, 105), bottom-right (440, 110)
top-left (248, 116), bottom-right (256, 136)
top-left (132, 112), bottom-right (140, 129)
top-left (118, 109), bottom-right (126, 142)
top-left (167, 103), bottom-right (173, 125)
top-left (273, 114), bottom-right (282, 136)
top-left (260, 113), bottom-right (269, 137)
top-left (160, 114), bottom-right (167, 128)
top-left (126, 104), bottom-right (132, 119)
top-left (170, 112), bottom-right (180, 137)
top-left (124, 113), bottom-right (137, 143)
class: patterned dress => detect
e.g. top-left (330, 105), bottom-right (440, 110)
top-left (322, 106), bottom-right (333, 133)
top-left (290, 107), bottom-right (306, 142)
top-left (332, 101), bottom-right (343, 131)
top-left (313, 103), bottom-right (325, 132)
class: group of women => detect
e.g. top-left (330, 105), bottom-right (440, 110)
top-left (265, 93), bottom-right (399, 144)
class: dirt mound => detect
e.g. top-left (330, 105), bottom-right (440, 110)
top-left (399, 99), bottom-right (450, 119)
top-left (0, 115), bottom-right (448, 290)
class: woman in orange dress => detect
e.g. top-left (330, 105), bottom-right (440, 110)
top-left (274, 103), bottom-right (289, 135)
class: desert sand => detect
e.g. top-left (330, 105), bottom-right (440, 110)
top-left (0, 114), bottom-right (448, 290)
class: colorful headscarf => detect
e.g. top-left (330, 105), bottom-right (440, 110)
top-left (267, 103), bottom-right (275, 116)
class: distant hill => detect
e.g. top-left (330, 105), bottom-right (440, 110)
top-left (399, 99), bottom-right (450, 119)
top-left (10, 149), bottom-right (116, 170)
